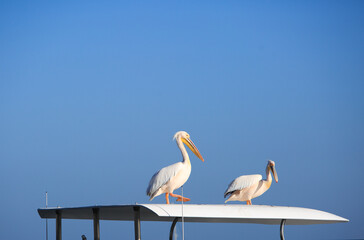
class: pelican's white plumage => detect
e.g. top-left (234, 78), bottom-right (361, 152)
top-left (224, 160), bottom-right (278, 205)
top-left (146, 162), bottom-right (185, 200)
top-left (224, 174), bottom-right (262, 198)
top-left (146, 131), bottom-right (204, 204)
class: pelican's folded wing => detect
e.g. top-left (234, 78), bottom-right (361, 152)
top-left (146, 162), bottom-right (183, 198)
top-left (224, 174), bottom-right (262, 198)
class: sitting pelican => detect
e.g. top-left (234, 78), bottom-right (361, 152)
top-left (146, 131), bottom-right (204, 204)
top-left (224, 160), bottom-right (278, 205)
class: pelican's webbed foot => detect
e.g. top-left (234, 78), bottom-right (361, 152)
top-left (169, 193), bottom-right (190, 202)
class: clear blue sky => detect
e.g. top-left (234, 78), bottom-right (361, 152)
top-left (1, 1), bottom-right (363, 239)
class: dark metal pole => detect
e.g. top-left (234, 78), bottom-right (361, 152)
top-left (56, 210), bottom-right (62, 240)
top-left (133, 207), bottom-right (141, 240)
top-left (169, 217), bottom-right (180, 240)
top-left (46, 217), bottom-right (48, 240)
top-left (46, 192), bottom-right (48, 240)
top-left (93, 208), bottom-right (100, 240)
top-left (280, 219), bottom-right (286, 240)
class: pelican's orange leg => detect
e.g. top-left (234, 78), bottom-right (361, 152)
top-left (170, 193), bottom-right (191, 202)
top-left (165, 193), bottom-right (170, 204)
top-left (246, 200), bottom-right (252, 205)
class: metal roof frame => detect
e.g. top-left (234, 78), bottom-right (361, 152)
top-left (38, 204), bottom-right (348, 240)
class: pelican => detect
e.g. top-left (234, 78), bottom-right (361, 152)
top-left (224, 160), bottom-right (278, 205)
top-left (146, 131), bottom-right (204, 204)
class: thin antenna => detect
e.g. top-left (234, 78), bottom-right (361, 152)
top-left (181, 186), bottom-right (184, 240)
top-left (46, 191), bottom-right (48, 240)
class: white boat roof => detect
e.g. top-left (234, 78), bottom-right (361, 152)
top-left (37, 204), bottom-right (348, 225)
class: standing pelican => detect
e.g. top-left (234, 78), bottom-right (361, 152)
top-left (224, 160), bottom-right (278, 205)
top-left (146, 131), bottom-right (204, 204)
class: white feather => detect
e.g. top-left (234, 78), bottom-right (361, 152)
top-left (224, 174), bottom-right (262, 197)
top-left (146, 162), bottom-right (184, 199)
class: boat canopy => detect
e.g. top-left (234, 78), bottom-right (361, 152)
top-left (38, 204), bottom-right (348, 240)
top-left (38, 203), bottom-right (347, 225)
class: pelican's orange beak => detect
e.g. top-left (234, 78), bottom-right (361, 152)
top-left (182, 137), bottom-right (204, 162)
top-left (270, 165), bottom-right (278, 183)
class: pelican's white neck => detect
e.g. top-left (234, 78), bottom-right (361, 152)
top-left (176, 137), bottom-right (190, 164)
top-left (266, 165), bottom-right (272, 183)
